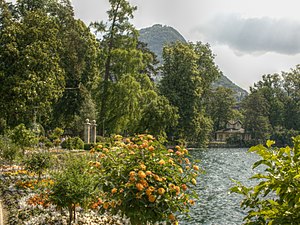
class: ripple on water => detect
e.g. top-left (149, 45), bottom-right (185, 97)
top-left (181, 148), bottom-right (261, 225)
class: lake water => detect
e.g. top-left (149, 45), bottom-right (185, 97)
top-left (181, 148), bottom-right (261, 225)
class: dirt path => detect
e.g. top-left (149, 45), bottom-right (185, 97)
top-left (0, 199), bottom-right (3, 225)
top-left (0, 199), bottom-right (7, 225)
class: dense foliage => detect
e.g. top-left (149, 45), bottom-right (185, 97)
top-left (242, 67), bottom-right (300, 145)
top-left (231, 136), bottom-right (300, 224)
top-left (90, 134), bottom-right (200, 225)
top-left (160, 42), bottom-right (220, 145)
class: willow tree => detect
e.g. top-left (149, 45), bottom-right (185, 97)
top-left (92, 0), bottom-right (177, 136)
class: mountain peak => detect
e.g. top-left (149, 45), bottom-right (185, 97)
top-left (138, 24), bottom-right (248, 100)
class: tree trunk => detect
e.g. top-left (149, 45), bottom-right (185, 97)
top-left (68, 204), bottom-right (73, 225)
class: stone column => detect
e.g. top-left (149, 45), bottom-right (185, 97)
top-left (90, 120), bottom-right (97, 143)
top-left (84, 119), bottom-right (91, 144)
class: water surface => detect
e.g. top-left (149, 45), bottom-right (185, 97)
top-left (181, 148), bottom-right (261, 225)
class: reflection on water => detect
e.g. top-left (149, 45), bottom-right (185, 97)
top-left (181, 148), bottom-right (261, 225)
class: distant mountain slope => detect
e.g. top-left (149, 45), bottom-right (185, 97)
top-left (213, 74), bottom-right (248, 101)
top-left (139, 24), bottom-right (248, 100)
top-left (139, 24), bottom-right (186, 62)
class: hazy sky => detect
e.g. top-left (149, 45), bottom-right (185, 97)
top-left (71, 0), bottom-right (300, 90)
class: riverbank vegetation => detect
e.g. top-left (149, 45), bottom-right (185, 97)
top-left (232, 136), bottom-right (300, 224)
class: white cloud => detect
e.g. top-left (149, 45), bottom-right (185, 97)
top-left (197, 14), bottom-right (300, 55)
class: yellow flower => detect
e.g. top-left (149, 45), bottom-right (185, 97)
top-left (154, 175), bottom-right (163, 182)
top-left (148, 195), bottom-right (156, 202)
top-left (147, 134), bottom-right (154, 140)
top-left (157, 188), bottom-right (165, 195)
top-left (140, 164), bottom-right (147, 170)
top-left (191, 178), bottom-right (197, 185)
top-left (146, 186), bottom-right (155, 196)
top-left (178, 168), bottom-right (183, 174)
top-left (138, 171), bottom-right (146, 179)
top-left (168, 149), bottom-right (174, 153)
top-left (169, 183), bottom-right (175, 189)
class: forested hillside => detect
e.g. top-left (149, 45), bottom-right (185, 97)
top-left (139, 24), bottom-right (248, 100)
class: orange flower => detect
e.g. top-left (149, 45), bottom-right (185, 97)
top-left (142, 141), bottom-right (148, 148)
top-left (168, 214), bottom-right (176, 221)
top-left (145, 171), bottom-right (152, 176)
top-left (181, 184), bottom-right (188, 191)
top-left (129, 176), bottom-right (136, 182)
top-left (168, 149), bottom-right (174, 153)
top-left (136, 183), bottom-right (144, 191)
top-left (140, 179), bottom-right (149, 188)
top-left (138, 171), bottom-right (146, 179)
top-left (103, 202), bottom-right (109, 209)
top-left (157, 188), bottom-right (165, 195)
top-left (129, 171), bottom-right (136, 177)
top-left (185, 158), bottom-right (190, 164)
top-left (175, 151), bottom-right (182, 156)
top-left (154, 175), bottom-right (163, 182)
top-left (193, 165), bottom-right (199, 171)
top-left (174, 186), bottom-right (180, 195)
top-left (148, 195), bottom-right (156, 202)
top-left (158, 159), bottom-right (165, 165)
top-left (189, 199), bottom-right (195, 205)
top-left (148, 146), bottom-right (154, 152)
top-left (111, 188), bottom-right (118, 194)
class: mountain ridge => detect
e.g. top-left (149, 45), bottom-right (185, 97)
top-left (138, 24), bottom-right (248, 100)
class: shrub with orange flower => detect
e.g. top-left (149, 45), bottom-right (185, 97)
top-left (91, 134), bottom-right (201, 225)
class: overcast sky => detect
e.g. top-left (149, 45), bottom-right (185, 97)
top-left (71, 0), bottom-right (300, 90)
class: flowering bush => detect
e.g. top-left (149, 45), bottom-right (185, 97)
top-left (90, 134), bottom-right (200, 225)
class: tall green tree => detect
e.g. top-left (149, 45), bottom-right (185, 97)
top-left (93, 0), bottom-right (177, 136)
top-left (92, 0), bottom-right (138, 134)
top-left (0, 1), bottom-right (65, 127)
top-left (282, 65), bottom-right (300, 130)
top-left (206, 87), bottom-right (236, 132)
top-left (242, 91), bottom-right (271, 143)
top-left (160, 42), bottom-right (218, 145)
top-left (251, 73), bottom-right (285, 129)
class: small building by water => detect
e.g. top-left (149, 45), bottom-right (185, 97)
top-left (215, 120), bottom-right (251, 142)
